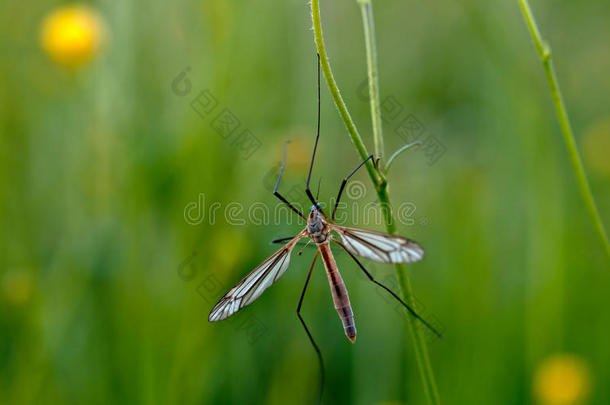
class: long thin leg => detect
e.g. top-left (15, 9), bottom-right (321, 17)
top-left (274, 142), bottom-right (306, 220)
top-left (333, 240), bottom-right (444, 339)
top-left (305, 55), bottom-right (326, 218)
top-left (297, 250), bottom-right (324, 403)
top-left (270, 236), bottom-right (297, 244)
top-left (331, 154), bottom-right (375, 222)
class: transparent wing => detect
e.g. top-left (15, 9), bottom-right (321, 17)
top-left (330, 224), bottom-right (424, 264)
top-left (208, 232), bottom-right (306, 322)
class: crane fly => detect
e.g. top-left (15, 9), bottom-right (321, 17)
top-left (208, 55), bottom-right (442, 398)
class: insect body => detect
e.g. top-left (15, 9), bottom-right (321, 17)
top-left (318, 238), bottom-right (356, 342)
top-left (207, 55), bottom-right (441, 399)
top-left (307, 204), bottom-right (355, 341)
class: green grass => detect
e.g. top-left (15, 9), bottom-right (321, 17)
top-left (1, 0), bottom-right (609, 404)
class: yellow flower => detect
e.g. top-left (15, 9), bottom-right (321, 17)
top-left (40, 4), bottom-right (105, 68)
top-left (533, 353), bottom-right (592, 405)
top-left (273, 133), bottom-right (316, 174)
top-left (1, 271), bottom-right (34, 307)
top-left (212, 229), bottom-right (250, 271)
top-left (583, 117), bottom-right (610, 178)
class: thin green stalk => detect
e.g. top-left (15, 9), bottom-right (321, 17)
top-left (311, 0), bottom-right (379, 187)
top-left (359, 0), bottom-right (384, 162)
top-left (518, 0), bottom-right (610, 259)
top-left (311, 0), bottom-right (440, 403)
top-left (385, 141), bottom-right (421, 175)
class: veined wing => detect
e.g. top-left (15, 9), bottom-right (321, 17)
top-left (208, 231), bottom-right (306, 322)
top-left (329, 224), bottom-right (424, 264)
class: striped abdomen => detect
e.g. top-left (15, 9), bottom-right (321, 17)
top-left (319, 243), bottom-right (356, 342)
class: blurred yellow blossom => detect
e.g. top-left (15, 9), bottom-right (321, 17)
top-left (272, 133), bottom-right (316, 174)
top-left (212, 229), bottom-right (250, 271)
top-left (533, 353), bottom-right (592, 405)
top-left (583, 117), bottom-right (610, 178)
top-left (1, 270), bottom-right (34, 307)
top-left (40, 4), bottom-right (105, 68)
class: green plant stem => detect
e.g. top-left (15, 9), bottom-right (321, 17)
top-left (358, 0), bottom-right (384, 162)
top-left (385, 141), bottom-right (421, 175)
top-left (311, 0), bottom-right (440, 403)
top-left (311, 0), bottom-right (379, 187)
top-left (518, 0), bottom-right (610, 259)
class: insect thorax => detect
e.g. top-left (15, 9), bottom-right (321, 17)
top-left (307, 211), bottom-right (330, 243)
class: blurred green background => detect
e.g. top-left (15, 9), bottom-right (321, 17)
top-left (1, 0), bottom-right (609, 404)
